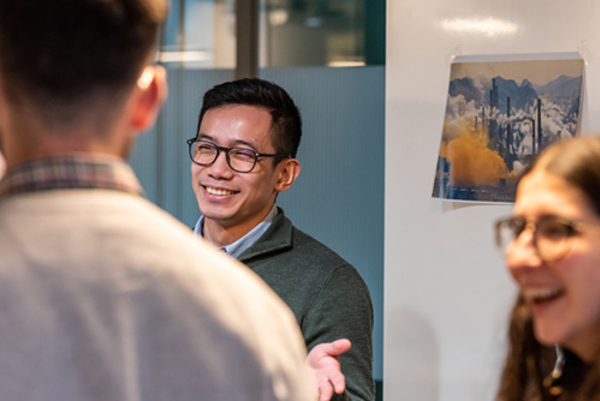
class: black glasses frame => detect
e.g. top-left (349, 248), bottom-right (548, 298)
top-left (494, 214), bottom-right (599, 262)
top-left (186, 138), bottom-right (290, 173)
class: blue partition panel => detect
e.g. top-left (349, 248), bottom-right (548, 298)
top-left (261, 66), bottom-right (385, 382)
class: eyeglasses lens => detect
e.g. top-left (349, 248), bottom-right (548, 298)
top-left (189, 141), bottom-right (258, 173)
top-left (228, 149), bottom-right (257, 173)
top-left (496, 216), bottom-right (573, 262)
top-left (194, 143), bottom-right (218, 165)
top-left (535, 218), bottom-right (572, 261)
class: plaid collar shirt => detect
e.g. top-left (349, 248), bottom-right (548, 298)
top-left (0, 154), bottom-right (144, 199)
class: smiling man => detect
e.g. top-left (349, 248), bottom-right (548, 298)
top-left (189, 78), bottom-right (375, 401)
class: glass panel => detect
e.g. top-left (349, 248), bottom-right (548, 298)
top-left (259, 66), bottom-right (385, 382)
top-left (159, 0), bottom-right (236, 69)
top-left (259, 0), bottom-right (384, 67)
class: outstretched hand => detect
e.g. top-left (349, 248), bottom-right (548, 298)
top-left (307, 339), bottom-right (352, 401)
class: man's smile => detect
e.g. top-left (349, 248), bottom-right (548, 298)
top-left (204, 186), bottom-right (238, 196)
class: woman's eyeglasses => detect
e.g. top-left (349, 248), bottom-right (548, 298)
top-left (495, 214), bottom-right (600, 262)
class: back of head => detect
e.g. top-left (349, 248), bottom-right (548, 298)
top-left (522, 136), bottom-right (600, 216)
top-left (0, 0), bottom-right (167, 124)
top-left (197, 78), bottom-right (302, 158)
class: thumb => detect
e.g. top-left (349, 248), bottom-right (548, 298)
top-left (323, 339), bottom-right (352, 356)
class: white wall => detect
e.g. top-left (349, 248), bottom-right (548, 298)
top-left (385, 1), bottom-right (600, 400)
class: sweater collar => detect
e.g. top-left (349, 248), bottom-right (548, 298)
top-left (237, 207), bottom-right (293, 262)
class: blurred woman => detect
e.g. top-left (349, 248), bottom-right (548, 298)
top-left (495, 136), bottom-right (600, 400)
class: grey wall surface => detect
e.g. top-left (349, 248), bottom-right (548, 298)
top-left (130, 66), bottom-right (385, 382)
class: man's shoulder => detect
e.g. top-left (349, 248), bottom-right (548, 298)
top-left (249, 211), bottom-right (357, 276)
top-left (0, 189), bottom-right (282, 300)
top-left (0, 192), bottom-right (314, 400)
top-left (0, 188), bottom-right (302, 348)
top-left (290, 225), bottom-right (350, 265)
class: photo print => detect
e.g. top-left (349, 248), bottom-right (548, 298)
top-left (432, 56), bottom-right (584, 202)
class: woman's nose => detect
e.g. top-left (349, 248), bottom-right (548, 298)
top-left (506, 228), bottom-right (543, 272)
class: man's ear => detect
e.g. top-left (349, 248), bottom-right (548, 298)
top-left (130, 65), bottom-right (168, 131)
top-left (275, 158), bottom-right (301, 193)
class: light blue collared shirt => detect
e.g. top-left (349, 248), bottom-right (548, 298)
top-left (193, 205), bottom-right (278, 259)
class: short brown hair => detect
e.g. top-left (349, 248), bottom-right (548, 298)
top-left (0, 0), bottom-right (167, 121)
top-left (198, 78), bottom-right (302, 158)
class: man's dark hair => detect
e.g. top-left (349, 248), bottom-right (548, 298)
top-left (0, 0), bottom-right (167, 121)
top-left (197, 78), bottom-right (302, 158)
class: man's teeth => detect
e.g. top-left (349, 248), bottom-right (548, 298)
top-left (206, 187), bottom-right (235, 196)
top-left (522, 287), bottom-right (561, 300)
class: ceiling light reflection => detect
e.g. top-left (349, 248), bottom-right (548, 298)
top-left (328, 60), bottom-right (366, 68)
top-left (269, 9), bottom-right (289, 26)
top-left (441, 18), bottom-right (519, 37)
top-left (158, 51), bottom-right (210, 63)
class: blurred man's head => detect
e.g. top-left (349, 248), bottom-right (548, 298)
top-left (0, 0), bottom-right (168, 164)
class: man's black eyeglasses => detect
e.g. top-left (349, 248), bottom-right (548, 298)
top-left (186, 138), bottom-right (290, 173)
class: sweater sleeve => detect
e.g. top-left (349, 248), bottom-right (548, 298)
top-left (301, 264), bottom-right (375, 401)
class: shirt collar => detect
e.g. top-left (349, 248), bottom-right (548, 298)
top-left (0, 154), bottom-right (144, 199)
top-left (194, 204), bottom-right (278, 259)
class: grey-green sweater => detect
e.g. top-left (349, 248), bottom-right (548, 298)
top-left (238, 208), bottom-right (375, 401)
